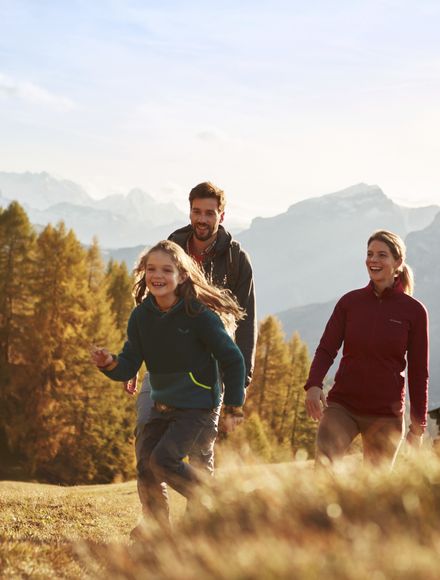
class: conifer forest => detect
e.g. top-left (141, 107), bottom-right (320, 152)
top-left (0, 202), bottom-right (316, 484)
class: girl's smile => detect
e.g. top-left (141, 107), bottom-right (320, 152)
top-left (145, 250), bottom-right (185, 310)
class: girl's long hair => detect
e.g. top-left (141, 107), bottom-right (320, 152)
top-left (367, 230), bottom-right (414, 295)
top-left (133, 240), bottom-right (244, 333)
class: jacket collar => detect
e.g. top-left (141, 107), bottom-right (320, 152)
top-left (366, 277), bottom-right (404, 298)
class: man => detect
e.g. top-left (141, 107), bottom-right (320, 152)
top-left (169, 181), bottom-right (256, 388)
top-left (129, 181), bottom-right (257, 523)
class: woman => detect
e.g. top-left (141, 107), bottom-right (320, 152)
top-left (305, 230), bottom-right (429, 466)
top-left (91, 240), bottom-right (245, 526)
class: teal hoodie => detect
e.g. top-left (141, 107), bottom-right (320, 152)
top-left (102, 295), bottom-right (245, 408)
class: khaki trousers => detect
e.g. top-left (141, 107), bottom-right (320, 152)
top-left (316, 402), bottom-right (404, 467)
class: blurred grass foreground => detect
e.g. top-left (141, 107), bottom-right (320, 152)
top-left (2, 449), bottom-right (440, 579)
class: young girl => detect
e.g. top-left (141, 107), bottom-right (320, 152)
top-left (91, 240), bottom-right (245, 526)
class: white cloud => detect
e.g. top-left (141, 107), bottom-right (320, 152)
top-left (196, 128), bottom-right (228, 143)
top-left (0, 73), bottom-right (75, 111)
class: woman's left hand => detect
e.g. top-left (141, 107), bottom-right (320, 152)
top-left (406, 431), bottom-right (423, 449)
top-left (305, 386), bottom-right (327, 421)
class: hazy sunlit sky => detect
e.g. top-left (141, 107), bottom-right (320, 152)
top-left (1, 0), bottom-right (439, 219)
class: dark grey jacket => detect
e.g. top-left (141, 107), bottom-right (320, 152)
top-left (168, 224), bottom-right (257, 386)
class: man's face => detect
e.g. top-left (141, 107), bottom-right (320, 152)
top-left (190, 198), bottom-right (224, 242)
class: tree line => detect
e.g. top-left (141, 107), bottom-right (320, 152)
top-left (0, 201), bottom-right (316, 484)
top-left (226, 317), bottom-right (317, 462)
top-left (0, 202), bottom-right (135, 483)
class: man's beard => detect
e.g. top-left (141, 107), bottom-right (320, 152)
top-left (193, 223), bottom-right (214, 241)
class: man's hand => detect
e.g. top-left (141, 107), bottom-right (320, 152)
top-left (305, 386), bottom-right (327, 421)
top-left (221, 405), bottom-right (244, 433)
top-left (90, 345), bottom-right (112, 368)
top-left (124, 376), bottom-right (138, 395)
top-left (222, 415), bottom-right (244, 433)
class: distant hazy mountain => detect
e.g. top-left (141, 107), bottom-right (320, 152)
top-left (406, 211), bottom-right (440, 410)
top-left (92, 188), bottom-right (184, 227)
top-left (237, 183), bottom-right (439, 316)
top-left (277, 210), bottom-right (440, 411)
top-left (277, 299), bottom-right (337, 353)
top-left (25, 203), bottom-right (184, 248)
top-left (101, 245), bottom-right (148, 270)
top-left (0, 171), bottom-right (187, 247)
top-left (0, 171), bottom-right (90, 209)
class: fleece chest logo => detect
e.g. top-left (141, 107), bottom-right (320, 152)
top-left (389, 319), bottom-right (403, 324)
top-left (178, 328), bottom-right (190, 334)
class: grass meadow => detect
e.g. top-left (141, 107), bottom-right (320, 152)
top-left (1, 449), bottom-right (440, 579)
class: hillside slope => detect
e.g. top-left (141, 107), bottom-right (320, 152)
top-left (2, 454), bottom-right (440, 579)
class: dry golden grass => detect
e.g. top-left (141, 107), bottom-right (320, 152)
top-left (0, 479), bottom-right (185, 578)
top-left (2, 449), bottom-right (440, 579)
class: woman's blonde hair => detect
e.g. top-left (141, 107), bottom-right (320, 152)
top-left (367, 230), bottom-right (414, 295)
top-left (133, 240), bottom-right (244, 333)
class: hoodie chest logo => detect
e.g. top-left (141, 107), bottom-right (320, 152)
top-left (178, 328), bottom-right (190, 335)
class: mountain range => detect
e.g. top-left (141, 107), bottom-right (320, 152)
top-left (236, 183), bottom-right (439, 316)
top-left (0, 171), bottom-right (186, 247)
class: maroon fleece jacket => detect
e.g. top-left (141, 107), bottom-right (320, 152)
top-left (305, 280), bottom-right (429, 433)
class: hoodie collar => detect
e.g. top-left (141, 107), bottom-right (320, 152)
top-left (143, 294), bottom-right (184, 315)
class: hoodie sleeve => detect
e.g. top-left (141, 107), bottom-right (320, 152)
top-left (101, 309), bottom-right (144, 382)
top-left (407, 302), bottom-right (429, 434)
top-left (197, 309), bottom-right (246, 407)
top-left (304, 298), bottom-right (346, 390)
top-left (232, 249), bottom-right (257, 387)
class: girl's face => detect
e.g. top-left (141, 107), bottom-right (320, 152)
top-left (366, 240), bottom-right (402, 289)
top-left (145, 251), bottom-right (185, 306)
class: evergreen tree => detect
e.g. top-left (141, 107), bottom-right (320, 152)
top-left (22, 223), bottom-right (93, 476)
top-left (25, 230), bottom-right (136, 483)
top-left (105, 258), bottom-right (133, 337)
top-left (244, 320), bottom-right (316, 462)
top-left (287, 333), bottom-right (316, 457)
top-left (56, 238), bottom-right (136, 483)
top-left (247, 316), bottom-right (290, 440)
top-left (0, 202), bottom-right (36, 456)
top-left (0, 211), bottom-right (136, 483)
top-left (0, 202), bottom-right (36, 365)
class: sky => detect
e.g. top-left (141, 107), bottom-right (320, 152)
top-left (1, 0), bottom-right (440, 220)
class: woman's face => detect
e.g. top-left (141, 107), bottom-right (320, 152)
top-left (366, 240), bottom-right (402, 288)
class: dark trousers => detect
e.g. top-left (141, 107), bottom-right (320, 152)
top-left (135, 374), bottom-right (220, 473)
top-left (136, 405), bottom-right (219, 524)
top-left (316, 402), bottom-right (404, 467)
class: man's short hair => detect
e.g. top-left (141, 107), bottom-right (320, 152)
top-left (189, 182), bottom-right (226, 212)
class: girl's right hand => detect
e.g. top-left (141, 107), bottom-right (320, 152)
top-left (305, 386), bottom-right (327, 421)
top-left (90, 345), bottom-right (112, 368)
